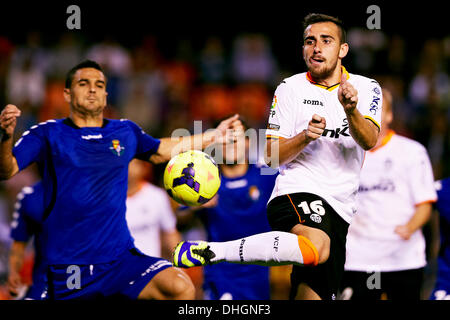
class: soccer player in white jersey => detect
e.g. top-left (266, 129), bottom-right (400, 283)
top-left (173, 13), bottom-right (381, 300)
top-left (340, 88), bottom-right (437, 300)
top-left (126, 159), bottom-right (181, 259)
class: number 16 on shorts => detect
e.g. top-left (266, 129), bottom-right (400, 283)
top-left (298, 200), bottom-right (326, 223)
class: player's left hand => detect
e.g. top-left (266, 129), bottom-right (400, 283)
top-left (338, 72), bottom-right (358, 113)
top-left (394, 225), bottom-right (413, 240)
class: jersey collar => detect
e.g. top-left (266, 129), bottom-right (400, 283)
top-left (63, 117), bottom-right (110, 129)
top-left (306, 66), bottom-right (350, 91)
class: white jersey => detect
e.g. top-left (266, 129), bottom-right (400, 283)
top-left (345, 132), bottom-right (437, 272)
top-left (126, 182), bottom-right (177, 257)
top-left (266, 67), bottom-right (382, 223)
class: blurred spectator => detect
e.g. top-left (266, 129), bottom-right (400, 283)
top-left (47, 33), bottom-right (84, 81)
top-left (231, 34), bottom-right (278, 85)
top-left (120, 38), bottom-right (167, 134)
top-left (86, 36), bottom-right (132, 108)
top-left (198, 37), bottom-right (228, 84)
top-left (126, 159), bottom-right (181, 260)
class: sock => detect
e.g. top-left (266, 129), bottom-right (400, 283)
top-left (208, 231), bottom-right (319, 266)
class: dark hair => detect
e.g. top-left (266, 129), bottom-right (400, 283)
top-left (302, 13), bottom-right (347, 44)
top-left (65, 60), bottom-right (105, 89)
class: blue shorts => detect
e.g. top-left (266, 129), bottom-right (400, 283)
top-left (47, 248), bottom-right (173, 300)
top-left (25, 280), bottom-right (48, 300)
top-left (430, 280), bottom-right (450, 300)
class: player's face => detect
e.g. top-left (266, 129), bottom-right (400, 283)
top-left (222, 136), bottom-right (248, 165)
top-left (65, 68), bottom-right (108, 115)
top-left (303, 22), bottom-right (348, 79)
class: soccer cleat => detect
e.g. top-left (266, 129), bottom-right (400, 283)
top-left (172, 241), bottom-right (216, 268)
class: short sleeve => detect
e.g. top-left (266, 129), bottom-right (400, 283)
top-left (126, 120), bottom-right (161, 160)
top-left (407, 146), bottom-right (438, 206)
top-left (357, 79), bottom-right (382, 130)
top-left (12, 124), bottom-right (47, 171)
top-left (266, 82), bottom-right (296, 139)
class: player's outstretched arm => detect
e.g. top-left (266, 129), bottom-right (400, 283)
top-left (338, 74), bottom-right (378, 150)
top-left (265, 114), bottom-right (326, 168)
top-left (149, 114), bottom-right (243, 164)
top-left (0, 104), bottom-right (20, 180)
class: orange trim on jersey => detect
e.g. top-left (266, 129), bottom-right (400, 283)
top-left (306, 66), bottom-right (349, 91)
top-left (361, 151), bottom-right (366, 169)
top-left (415, 199), bottom-right (437, 207)
top-left (298, 235), bottom-right (319, 266)
top-left (369, 130), bottom-right (395, 153)
top-left (266, 135), bottom-right (286, 140)
top-left (286, 194), bottom-right (305, 223)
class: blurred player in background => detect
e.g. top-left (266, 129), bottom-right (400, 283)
top-left (173, 13), bottom-right (381, 300)
top-left (341, 88), bottom-right (437, 300)
top-left (429, 178), bottom-right (450, 300)
top-left (176, 117), bottom-right (277, 300)
top-left (0, 60), bottom-right (242, 300)
top-left (7, 182), bottom-right (47, 300)
top-left (126, 159), bottom-right (181, 259)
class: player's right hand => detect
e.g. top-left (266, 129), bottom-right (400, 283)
top-left (7, 271), bottom-right (22, 297)
top-left (0, 104), bottom-right (21, 140)
top-left (305, 114), bottom-right (326, 142)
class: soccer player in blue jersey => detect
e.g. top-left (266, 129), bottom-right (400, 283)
top-left (176, 119), bottom-right (277, 299)
top-left (8, 182), bottom-right (48, 300)
top-left (430, 178), bottom-right (450, 300)
top-left (0, 60), bottom-right (242, 300)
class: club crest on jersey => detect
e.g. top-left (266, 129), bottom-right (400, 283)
top-left (110, 139), bottom-right (125, 156)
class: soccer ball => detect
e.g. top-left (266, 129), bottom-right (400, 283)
top-left (163, 150), bottom-right (221, 206)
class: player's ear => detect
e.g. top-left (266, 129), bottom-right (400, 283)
top-left (339, 43), bottom-right (349, 59)
top-left (63, 88), bottom-right (71, 104)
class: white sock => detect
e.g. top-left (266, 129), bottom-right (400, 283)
top-left (208, 231), bottom-right (306, 266)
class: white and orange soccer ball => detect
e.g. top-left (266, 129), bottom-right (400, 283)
top-left (163, 150), bottom-right (221, 206)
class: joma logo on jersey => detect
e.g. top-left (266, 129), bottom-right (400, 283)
top-left (322, 126), bottom-right (350, 138)
top-left (110, 139), bottom-right (125, 156)
top-left (303, 99), bottom-right (324, 106)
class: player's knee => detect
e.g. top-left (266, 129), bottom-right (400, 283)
top-left (314, 235), bottom-right (330, 264)
top-left (294, 227), bottom-right (330, 265)
top-left (170, 269), bottom-right (195, 299)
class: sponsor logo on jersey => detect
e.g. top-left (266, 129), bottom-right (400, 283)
top-left (370, 95), bottom-right (380, 115)
top-left (267, 123), bottom-right (280, 131)
top-left (358, 179), bottom-right (396, 193)
top-left (110, 139), bottom-right (125, 156)
top-left (322, 126), bottom-right (350, 139)
top-left (81, 134), bottom-right (103, 140)
top-left (303, 99), bottom-right (324, 107)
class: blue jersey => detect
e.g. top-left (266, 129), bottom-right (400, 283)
top-left (12, 118), bottom-right (160, 264)
top-left (435, 178), bottom-right (450, 284)
top-left (10, 182), bottom-right (47, 299)
top-left (199, 164), bottom-right (277, 300)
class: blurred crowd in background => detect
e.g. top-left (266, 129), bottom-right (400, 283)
top-left (0, 19), bottom-right (448, 298)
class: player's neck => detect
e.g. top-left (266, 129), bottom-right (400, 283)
top-left (70, 111), bottom-right (104, 128)
top-left (220, 163), bottom-right (248, 178)
top-left (308, 63), bottom-right (343, 87)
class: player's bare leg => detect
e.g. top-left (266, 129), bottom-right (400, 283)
top-left (294, 283), bottom-right (322, 300)
top-left (137, 267), bottom-right (195, 300)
